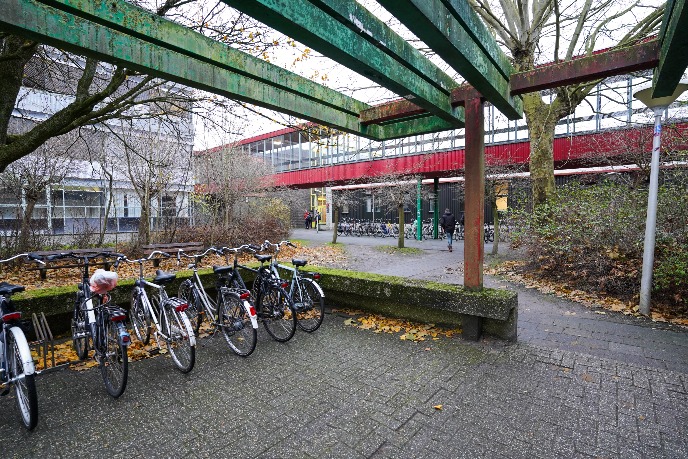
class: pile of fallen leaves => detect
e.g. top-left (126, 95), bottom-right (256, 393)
top-left (485, 260), bottom-right (688, 327)
top-left (0, 241), bottom-right (346, 292)
top-left (337, 308), bottom-right (462, 342)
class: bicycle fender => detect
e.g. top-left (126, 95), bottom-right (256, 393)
top-left (178, 309), bottom-right (196, 347)
top-left (9, 326), bottom-right (35, 375)
top-left (243, 300), bottom-right (259, 329)
top-left (306, 279), bottom-right (325, 298)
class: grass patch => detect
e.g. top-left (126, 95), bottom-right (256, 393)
top-left (290, 238), bottom-right (309, 247)
top-left (374, 246), bottom-right (423, 255)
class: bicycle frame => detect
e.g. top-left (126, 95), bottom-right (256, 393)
top-left (182, 249), bottom-right (258, 331)
top-left (0, 308), bottom-right (34, 386)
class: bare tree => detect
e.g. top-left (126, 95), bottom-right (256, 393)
top-left (0, 133), bottom-right (79, 251)
top-left (468, 0), bottom-right (664, 206)
top-left (110, 119), bottom-right (192, 246)
top-left (194, 144), bottom-right (273, 229)
top-left (370, 174), bottom-right (428, 248)
top-left (0, 2), bottom-right (287, 172)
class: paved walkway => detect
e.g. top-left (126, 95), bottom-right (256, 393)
top-left (0, 229), bottom-right (686, 458)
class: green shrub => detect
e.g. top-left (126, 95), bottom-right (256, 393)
top-left (512, 177), bottom-right (688, 310)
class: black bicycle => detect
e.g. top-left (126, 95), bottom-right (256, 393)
top-left (235, 249), bottom-right (297, 342)
top-left (49, 251), bottom-right (131, 398)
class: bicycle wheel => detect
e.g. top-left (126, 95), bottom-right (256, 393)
top-left (294, 278), bottom-right (325, 333)
top-left (101, 320), bottom-right (128, 398)
top-left (178, 279), bottom-right (202, 334)
top-left (8, 330), bottom-right (38, 430)
top-left (71, 293), bottom-right (90, 360)
top-left (219, 291), bottom-right (257, 356)
top-left (163, 305), bottom-right (195, 373)
top-left (129, 290), bottom-right (151, 344)
top-left (260, 284), bottom-right (296, 342)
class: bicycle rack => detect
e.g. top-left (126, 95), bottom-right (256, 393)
top-left (31, 312), bottom-right (74, 374)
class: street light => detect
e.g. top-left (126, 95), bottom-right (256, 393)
top-left (633, 82), bottom-right (688, 316)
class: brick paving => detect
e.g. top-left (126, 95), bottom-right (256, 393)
top-left (0, 229), bottom-right (686, 458)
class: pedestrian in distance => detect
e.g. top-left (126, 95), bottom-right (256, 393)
top-left (440, 208), bottom-right (457, 252)
top-left (304, 210), bottom-right (310, 229)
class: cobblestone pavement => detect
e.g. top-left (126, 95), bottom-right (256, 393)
top-left (0, 229), bottom-right (686, 458)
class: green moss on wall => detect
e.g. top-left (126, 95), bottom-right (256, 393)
top-left (13, 264), bottom-right (517, 341)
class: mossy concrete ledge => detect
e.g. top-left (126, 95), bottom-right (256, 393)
top-left (313, 266), bottom-right (518, 341)
top-left (11, 266), bottom-right (517, 342)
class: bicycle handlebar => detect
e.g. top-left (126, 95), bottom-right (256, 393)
top-left (261, 240), bottom-right (295, 251)
top-left (0, 253), bottom-right (46, 265)
top-left (122, 251), bottom-right (171, 264)
top-left (216, 244), bottom-right (258, 254)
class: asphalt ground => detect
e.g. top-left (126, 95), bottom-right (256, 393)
top-left (0, 228), bottom-right (686, 458)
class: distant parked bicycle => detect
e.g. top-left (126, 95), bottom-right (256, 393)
top-left (0, 253), bottom-right (43, 429)
top-left (49, 251), bottom-right (131, 397)
top-left (484, 223), bottom-right (495, 243)
top-left (261, 240), bottom-right (325, 332)
top-left (177, 246), bottom-right (258, 357)
top-left (126, 251), bottom-right (196, 373)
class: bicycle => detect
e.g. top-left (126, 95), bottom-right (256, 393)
top-left (484, 223), bottom-right (495, 243)
top-left (49, 251), bottom-right (131, 398)
top-left (177, 246), bottom-right (258, 357)
top-left (236, 250), bottom-right (297, 342)
top-left (0, 253), bottom-right (42, 429)
top-left (261, 240), bottom-right (325, 333)
top-left (126, 251), bottom-right (196, 373)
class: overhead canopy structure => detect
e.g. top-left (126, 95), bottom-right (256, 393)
top-left (2, 0), bottom-right (687, 294)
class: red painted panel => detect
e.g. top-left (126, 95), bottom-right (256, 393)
top-left (269, 123), bottom-right (688, 189)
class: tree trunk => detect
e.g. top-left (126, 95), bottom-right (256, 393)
top-left (18, 198), bottom-right (37, 252)
top-left (397, 204), bottom-right (405, 248)
top-left (0, 36), bottom-right (38, 146)
top-left (331, 207), bottom-right (339, 244)
top-left (98, 172), bottom-right (114, 246)
top-left (491, 199), bottom-right (499, 255)
top-left (523, 92), bottom-right (558, 207)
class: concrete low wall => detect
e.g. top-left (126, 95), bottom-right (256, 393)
top-left (13, 265), bottom-right (517, 341)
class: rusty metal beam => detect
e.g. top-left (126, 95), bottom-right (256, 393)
top-left (0, 0), bottom-right (386, 139)
top-left (378, 0), bottom-right (522, 120)
top-left (223, 0), bottom-right (464, 127)
top-left (362, 41), bottom-right (660, 125)
top-left (511, 41), bottom-right (661, 95)
top-left (653, 0), bottom-right (688, 97)
top-left (36, 0), bottom-right (368, 116)
top-left (463, 89), bottom-right (484, 291)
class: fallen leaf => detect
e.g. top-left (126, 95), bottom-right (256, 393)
top-left (433, 404), bottom-right (443, 411)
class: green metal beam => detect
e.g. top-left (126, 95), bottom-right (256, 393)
top-left (37, 0), bottom-right (368, 117)
top-left (377, 110), bottom-right (464, 140)
top-left (653, 0), bottom-right (688, 97)
top-left (0, 0), bottom-right (386, 139)
top-left (307, 0), bottom-right (459, 95)
top-left (223, 0), bottom-right (464, 127)
top-left (377, 0), bottom-right (523, 120)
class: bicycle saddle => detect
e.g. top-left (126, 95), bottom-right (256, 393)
top-left (154, 270), bottom-right (176, 284)
top-left (0, 282), bottom-right (25, 295)
top-left (254, 254), bottom-right (272, 263)
top-left (213, 265), bottom-right (233, 275)
top-left (292, 259), bottom-right (307, 267)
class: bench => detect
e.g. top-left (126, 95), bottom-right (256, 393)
top-left (141, 242), bottom-right (205, 267)
top-left (28, 248), bottom-right (115, 280)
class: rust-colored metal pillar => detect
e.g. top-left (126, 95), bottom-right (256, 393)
top-left (464, 91), bottom-right (485, 290)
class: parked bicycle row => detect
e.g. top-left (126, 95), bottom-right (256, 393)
top-left (0, 240), bottom-right (324, 430)
top-left (336, 218), bottom-right (496, 243)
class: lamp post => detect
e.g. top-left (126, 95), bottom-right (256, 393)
top-left (633, 82), bottom-right (688, 316)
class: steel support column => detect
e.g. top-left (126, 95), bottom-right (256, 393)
top-left (433, 178), bottom-right (439, 239)
top-left (464, 92), bottom-right (485, 290)
top-left (416, 178), bottom-right (422, 241)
